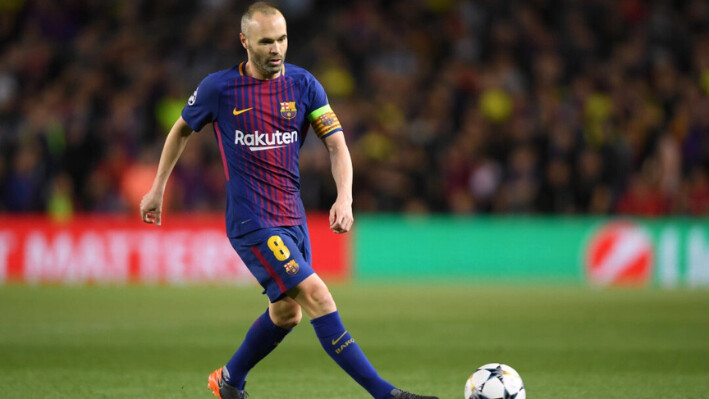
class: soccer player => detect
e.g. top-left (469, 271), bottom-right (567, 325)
top-left (139, 3), bottom-right (438, 399)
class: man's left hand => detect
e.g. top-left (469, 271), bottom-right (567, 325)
top-left (329, 200), bottom-right (353, 234)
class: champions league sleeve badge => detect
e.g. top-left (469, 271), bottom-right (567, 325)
top-left (188, 87), bottom-right (198, 105)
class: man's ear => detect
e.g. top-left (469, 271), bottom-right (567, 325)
top-left (240, 32), bottom-right (248, 50)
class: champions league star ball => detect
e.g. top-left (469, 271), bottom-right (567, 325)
top-left (464, 363), bottom-right (526, 399)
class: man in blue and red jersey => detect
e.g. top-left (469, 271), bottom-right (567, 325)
top-left (139, 2), bottom-right (438, 399)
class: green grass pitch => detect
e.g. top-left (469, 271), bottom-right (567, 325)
top-left (1, 283), bottom-right (708, 398)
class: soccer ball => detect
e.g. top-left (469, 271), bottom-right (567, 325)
top-left (464, 363), bottom-right (526, 399)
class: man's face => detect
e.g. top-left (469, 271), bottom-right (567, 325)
top-left (241, 12), bottom-right (288, 79)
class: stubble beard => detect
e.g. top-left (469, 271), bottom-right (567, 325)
top-left (253, 53), bottom-right (285, 78)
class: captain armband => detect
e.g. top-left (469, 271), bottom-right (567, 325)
top-left (308, 104), bottom-right (342, 139)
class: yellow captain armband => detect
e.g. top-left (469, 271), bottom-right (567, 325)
top-left (308, 104), bottom-right (342, 139)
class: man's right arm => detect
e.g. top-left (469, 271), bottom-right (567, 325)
top-left (140, 116), bottom-right (194, 226)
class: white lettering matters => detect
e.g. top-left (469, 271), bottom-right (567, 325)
top-left (20, 229), bottom-right (250, 284)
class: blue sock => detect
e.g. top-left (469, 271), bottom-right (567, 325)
top-left (311, 311), bottom-right (395, 399)
top-left (224, 309), bottom-right (291, 389)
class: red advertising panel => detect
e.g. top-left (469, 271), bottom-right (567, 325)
top-left (586, 221), bottom-right (654, 287)
top-left (0, 213), bottom-right (349, 284)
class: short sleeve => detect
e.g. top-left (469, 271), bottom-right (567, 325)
top-left (305, 75), bottom-right (329, 112)
top-left (305, 75), bottom-right (343, 139)
top-left (181, 74), bottom-right (220, 132)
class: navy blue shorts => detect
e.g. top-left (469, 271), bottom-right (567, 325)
top-left (229, 225), bottom-right (314, 302)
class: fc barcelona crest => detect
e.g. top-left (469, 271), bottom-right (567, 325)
top-left (319, 114), bottom-right (335, 127)
top-left (284, 259), bottom-right (299, 275)
top-left (280, 101), bottom-right (297, 119)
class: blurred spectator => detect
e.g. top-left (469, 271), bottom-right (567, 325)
top-left (1, 0), bottom-right (708, 216)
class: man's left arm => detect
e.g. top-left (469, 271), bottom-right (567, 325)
top-left (323, 131), bottom-right (353, 234)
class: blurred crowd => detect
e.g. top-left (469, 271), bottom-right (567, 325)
top-left (1, 0), bottom-right (708, 218)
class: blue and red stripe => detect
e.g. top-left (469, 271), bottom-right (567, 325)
top-left (271, 77), bottom-right (288, 221)
top-left (256, 78), bottom-right (275, 223)
top-left (286, 77), bottom-right (301, 219)
top-left (250, 246), bottom-right (287, 294)
top-left (212, 64), bottom-right (310, 235)
top-left (213, 121), bottom-right (230, 181)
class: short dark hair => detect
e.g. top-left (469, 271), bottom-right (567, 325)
top-left (241, 2), bottom-right (283, 34)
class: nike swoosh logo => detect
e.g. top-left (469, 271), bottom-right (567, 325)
top-left (331, 331), bottom-right (348, 345)
top-left (233, 107), bottom-right (253, 116)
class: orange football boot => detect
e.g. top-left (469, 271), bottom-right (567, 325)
top-left (207, 367), bottom-right (248, 399)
